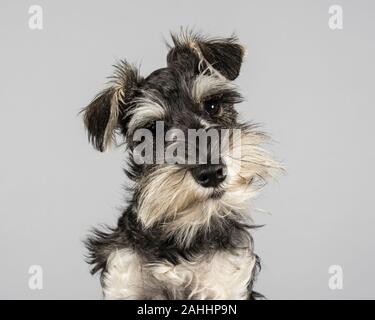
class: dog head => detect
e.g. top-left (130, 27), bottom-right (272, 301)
top-left (83, 31), bottom-right (281, 247)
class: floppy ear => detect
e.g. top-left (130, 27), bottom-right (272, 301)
top-left (167, 31), bottom-right (246, 80)
top-left (83, 61), bottom-right (141, 152)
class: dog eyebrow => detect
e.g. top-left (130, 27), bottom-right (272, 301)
top-left (191, 74), bottom-right (239, 103)
top-left (127, 93), bottom-right (166, 130)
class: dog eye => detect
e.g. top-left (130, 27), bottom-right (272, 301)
top-left (203, 101), bottom-right (221, 116)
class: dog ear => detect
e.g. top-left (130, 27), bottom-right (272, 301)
top-left (83, 61), bottom-right (141, 152)
top-left (167, 31), bottom-right (246, 81)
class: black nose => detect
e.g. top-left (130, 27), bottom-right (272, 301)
top-left (191, 164), bottom-right (227, 188)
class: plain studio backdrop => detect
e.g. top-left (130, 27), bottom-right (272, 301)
top-left (0, 0), bottom-right (374, 299)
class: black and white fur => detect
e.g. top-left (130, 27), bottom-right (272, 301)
top-left (82, 30), bottom-right (281, 300)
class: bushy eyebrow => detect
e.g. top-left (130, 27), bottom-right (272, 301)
top-left (191, 74), bottom-right (242, 104)
top-left (127, 91), bottom-right (166, 131)
top-left (203, 90), bottom-right (243, 106)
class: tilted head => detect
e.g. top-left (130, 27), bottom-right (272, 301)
top-left (83, 31), bottom-right (281, 247)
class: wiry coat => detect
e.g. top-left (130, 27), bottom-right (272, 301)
top-left (83, 30), bottom-right (281, 299)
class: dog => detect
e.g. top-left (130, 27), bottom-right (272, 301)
top-left (82, 30), bottom-right (281, 300)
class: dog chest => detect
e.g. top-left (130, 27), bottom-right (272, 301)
top-left (103, 248), bottom-right (255, 300)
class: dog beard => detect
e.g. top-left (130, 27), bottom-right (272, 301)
top-left (136, 124), bottom-right (282, 247)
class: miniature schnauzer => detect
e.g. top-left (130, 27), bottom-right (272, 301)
top-left (82, 30), bottom-right (281, 300)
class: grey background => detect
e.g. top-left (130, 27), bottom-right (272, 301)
top-left (0, 0), bottom-right (374, 299)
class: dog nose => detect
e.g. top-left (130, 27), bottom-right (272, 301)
top-left (191, 164), bottom-right (227, 188)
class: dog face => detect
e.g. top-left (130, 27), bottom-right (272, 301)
top-left (83, 31), bottom-right (281, 247)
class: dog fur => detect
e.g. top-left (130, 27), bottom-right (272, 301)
top-left (82, 29), bottom-right (281, 300)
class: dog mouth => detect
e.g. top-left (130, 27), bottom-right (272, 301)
top-left (209, 189), bottom-right (225, 199)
